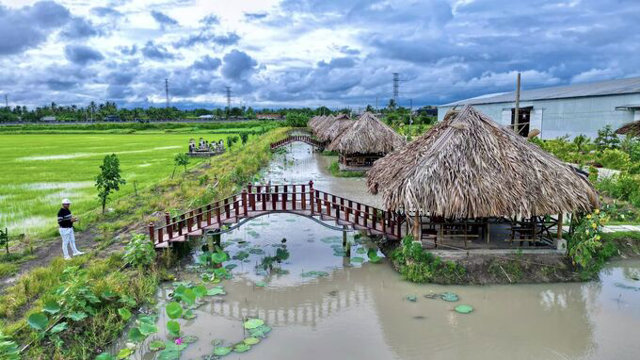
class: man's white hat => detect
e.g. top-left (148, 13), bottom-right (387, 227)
top-left (62, 198), bottom-right (71, 205)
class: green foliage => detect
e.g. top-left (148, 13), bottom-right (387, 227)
top-left (226, 135), bottom-right (239, 149)
top-left (0, 227), bottom-right (8, 254)
top-left (391, 236), bottom-right (466, 283)
top-left (595, 125), bottom-right (620, 151)
top-left (240, 133), bottom-right (249, 145)
top-left (284, 112), bottom-right (309, 127)
top-left (598, 149), bottom-right (631, 170)
top-left (568, 210), bottom-right (607, 275)
top-left (172, 153), bottom-right (190, 178)
top-left (328, 161), bottom-right (366, 177)
top-left (95, 154), bottom-right (126, 213)
top-left (123, 234), bottom-right (156, 267)
top-left (0, 330), bottom-right (20, 360)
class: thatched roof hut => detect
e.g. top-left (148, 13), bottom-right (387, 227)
top-left (327, 112), bottom-right (405, 154)
top-left (616, 120), bottom-right (640, 137)
top-left (316, 117), bottom-right (354, 142)
top-left (367, 105), bottom-right (599, 219)
top-left (312, 115), bottom-right (336, 137)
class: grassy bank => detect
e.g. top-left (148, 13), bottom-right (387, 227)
top-left (0, 128), bottom-right (289, 359)
top-left (0, 121), bottom-right (279, 134)
top-left (328, 161), bottom-right (366, 178)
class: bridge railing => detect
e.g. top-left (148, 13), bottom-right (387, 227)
top-left (149, 181), bottom-right (404, 245)
top-left (270, 136), bottom-right (323, 150)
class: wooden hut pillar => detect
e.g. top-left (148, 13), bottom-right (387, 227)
top-left (555, 213), bottom-right (565, 251)
top-left (412, 212), bottom-right (421, 241)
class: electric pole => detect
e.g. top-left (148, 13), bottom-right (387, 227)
top-left (4, 94), bottom-right (7, 108)
top-left (514, 72), bottom-right (521, 135)
top-left (393, 73), bottom-right (399, 105)
top-left (165, 78), bottom-right (170, 108)
top-left (225, 86), bottom-right (231, 118)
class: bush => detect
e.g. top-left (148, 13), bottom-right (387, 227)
top-left (391, 236), bottom-right (466, 284)
top-left (567, 210), bottom-right (607, 274)
top-left (124, 234), bottom-right (156, 267)
top-left (598, 149), bottom-right (630, 170)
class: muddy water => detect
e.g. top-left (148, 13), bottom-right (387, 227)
top-left (118, 143), bottom-right (640, 360)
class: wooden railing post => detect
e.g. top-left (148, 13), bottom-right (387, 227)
top-left (165, 212), bottom-right (173, 239)
top-left (242, 189), bottom-right (248, 217)
top-left (148, 223), bottom-right (155, 244)
top-left (301, 184), bottom-right (306, 210)
top-left (224, 199), bottom-right (230, 219)
top-left (282, 185), bottom-right (287, 210)
top-left (317, 190), bottom-right (322, 214)
top-left (292, 185), bottom-right (297, 210)
top-left (372, 210), bottom-right (377, 230)
top-left (188, 211), bottom-right (194, 232)
top-left (234, 195), bottom-right (239, 219)
top-left (324, 193), bottom-right (330, 217)
top-left (309, 181), bottom-right (315, 215)
top-left (272, 185), bottom-right (278, 210)
top-left (364, 206), bottom-right (369, 227)
top-left (382, 210), bottom-right (386, 234)
top-left (157, 228), bottom-right (163, 244)
top-left (262, 185), bottom-right (267, 211)
top-left (355, 203), bottom-right (361, 225)
top-left (196, 207), bottom-right (202, 229)
top-left (215, 202), bottom-right (221, 225)
top-left (347, 200), bottom-right (352, 222)
top-left (179, 214), bottom-right (185, 236)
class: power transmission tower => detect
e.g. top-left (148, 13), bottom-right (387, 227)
top-left (225, 86), bottom-right (231, 118)
top-left (393, 73), bottom-right (399, 105)
top-left (165, 79), bottom-right (170, 108)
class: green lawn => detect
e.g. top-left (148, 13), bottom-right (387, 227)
top-left (0, 133), bottom-right (243, 235)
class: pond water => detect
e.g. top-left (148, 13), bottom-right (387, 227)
top-left (115, 142), bottom-right (640, 360)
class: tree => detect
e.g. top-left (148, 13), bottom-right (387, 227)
top-left (0, 228), bottom-right (8, 254)
top-left (172, 153), bottom-right (190, 178)
top-left (595, 125), bottom-right (620, 151)
top-left (285, 112), bottom-right (308, 127)
top-left (95, 154), bottom-right (126, 214)
top-left (226, 136), bottom-right (238, 149)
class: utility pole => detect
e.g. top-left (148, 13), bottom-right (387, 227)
top-left (409, 98), bottom-right (413, 125)
top-left (4, 94), bottom-right (7, 108)
top-left (225, 86), bottom-right (231, 118)
top-left (393, 73), bottom-right (399, 105)
top-left (375, 95), bottom-right (379, 110)
top-left (514, 72), bottom-right (521, 135)
top-left (165, 78), bottom-right (170, 108)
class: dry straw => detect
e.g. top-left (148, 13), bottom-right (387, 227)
top-left (367, 105), bottom-right (599, 218)
top-left (616, 120), bottom-right (640, 137)
top-left (327, 112), bottom-right (406, 154)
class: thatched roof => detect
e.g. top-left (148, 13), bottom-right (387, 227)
top-left (312, 115), bottom-right (336, 138)
top-left (616, 120), bottom-right (640, 137)
top-left (308, 115), bottom-right (323, 131)
top-left (316, 118), bottom-right (354, 142)
top-left (327, 112), bottom-right (406, 154)
top-left (367, 105), bottom-right (599, 218)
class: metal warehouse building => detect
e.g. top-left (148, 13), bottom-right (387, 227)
top-left (437, 77), bottom-right (640, 139)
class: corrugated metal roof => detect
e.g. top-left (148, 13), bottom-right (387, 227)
top-left (441, 76), bottom-right (640, 107)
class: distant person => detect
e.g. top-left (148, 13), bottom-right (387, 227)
top-left (57, 199), bottom-right (83, 260)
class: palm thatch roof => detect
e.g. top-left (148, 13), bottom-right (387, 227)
top-left (312, 115), bottom-right (336, 138)
top-left (616, 120), bottom-right (640, 137)
top-left (327, 112), bottom-right (406, 154)
top-left (367, 105), bottom-right (599, 218)
top-left (316, 118), bottom-right (354, 142)
top-left (308, 115), bottom-right (324, 131)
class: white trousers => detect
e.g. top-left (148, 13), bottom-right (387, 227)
top-left (59, 227), bottom-right (80, 258)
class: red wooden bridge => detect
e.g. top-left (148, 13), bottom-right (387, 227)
top-left (270, 136), bottom-right (324, 150)
top-left (149, 181), bottom-right (405, 248)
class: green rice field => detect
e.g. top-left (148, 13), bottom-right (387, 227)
top-left (0, 133), bottom-right (236, 235)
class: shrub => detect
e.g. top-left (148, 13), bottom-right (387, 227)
top-left (391, 236), bottom-right (465, 283)
top-left (595, 125), bottom-right (620, 151)
top-left (124, 234), bottom-right (156, 267)
top-left (568, 210), bottom-right (607, 273)
top-left (598, 149), bottom-right (630, 170)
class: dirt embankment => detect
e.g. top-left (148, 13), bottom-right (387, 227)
top-left (380, 235), bottom-right (640, 285)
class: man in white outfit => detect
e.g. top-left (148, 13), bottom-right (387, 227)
top-left (57, 199), bottom-right (83, 260)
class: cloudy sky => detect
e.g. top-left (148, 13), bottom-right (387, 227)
top-left (1, 0), bottom-right (639, 109)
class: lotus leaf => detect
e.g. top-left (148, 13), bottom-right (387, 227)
top-left (68, 311), bottom-right (88, 321)
top-left (182, 335), bottom-right (199, 344)
top-left (206, 287), bottom-right (226, 296)
top-left (455, 305), bottom-right (474, 314)
top-left (128, 327), bottom-right (146, 343)
top-left (167, 320), bottom-right (181, 337)
top-left (351, 257), bottom-right (364, 263)
top-left (166, 302), bottom-right (183, 319)
top-left (367, 249), bottom-right (381, 263)
top-left (301, 271), bottom-right (329, 278)
top-left (406, 295), bottom-right (417, 302)
top-left (213, 346), bottom-right (232, 356)
top-left (95, 353), bottom-right (116, 360)
top-left (117, 308), bottom-right (132, 321)
top-left (234, 343), bottom-right (251, 353)
top-left (441, 292), bottom-right (459, 302)
top-left (232, 251), bottom-right (249, 260)
top-left (243, 318), bottom-right (264, 329)
top-left (225, 264), bottom-right (238, 270)
top-left (116, 348), bottom-right (134, 359)
top-left (244, 337), bottom-right (260, 345)
top-left (139, 322), bottom-right (158, 336)
top-left (182, 309), bottom-right (196, 320)
top-left (149, 340), bottom-right (166, 351)
top-left (255, 281), bottom-right (267, 287)
top-left (249, 248), bottom-right (265, 255)
top-left (49, 322), bottom-right (67, 334)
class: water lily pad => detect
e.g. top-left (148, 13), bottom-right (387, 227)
top-left (255, 281), bottom-right (267, 287)
top-left (440, 292), bottom-right (459, 302)
top-left (167, 320), bottom-right (181, 337)
top-left (244, 337), bottom-right (260, 345)
top-left (406, 295), bottom-right (417, 302)
top-left (321, 236), bottom-right (341, 244)
top-left (234, 343), bottom-right (251, 353)
top-left (233, 251), bottom-right (250, 260)
top-left (225, 263), bottom-right (238, 270)
top-left (454, 305), bottom-right (474, 314)
top-left (301, 271), bottom-right (329, 278)
top-left (213, 346), bottom-right (232, 356)
top-left (182, 309), bottom-right (196, 320)
top-left (128, 327), bottom-right (146, 342)
top-left (367, 248), bottom-right (381, 263)
top-left (249, 248), bottom-right (265, 255)
top-left (192, 285), bottom-right (207, 298)
top-left (206, 286), bottom-right (226, 296)
top-left (249, 324), bottom-right (272, 338)
top-left (117, 308), bottom-right (132, 321)
top-left (166, 302), bottom-right (183, 319)
top-left (182, 335), bottom-right (199, 344)
top-left (351, 256), bottom-right (364, 263)
top-left (117, 348), bottom-right (134, 359)
top-left (149, 340), bottom-right (166, 351)
top-left (139, 321), bottom-right (158, 336)
top-left (243, 318), bottom-right (264, 329)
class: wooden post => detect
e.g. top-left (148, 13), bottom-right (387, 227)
top-left (215, 202), bottom-right (221, 225)
top-left (242, 190), bottom-right (248, 217)
top-left (325, 193), bottom-right (330, 217)
top-left (364, 206), bottom-right (369, 227)
top-left (179, 214), bottom-right (185, 236)
top-left (234, 196), bottom-right (239, 219)
top-left (301, 184), bottom-right (306, 210)
top-left (224, 198), bottom-right (230, 219)
top-left (256, 185), bottom-right (262, 204)
top-left (206, 205), bottom-right (212, 226)
top-left (196, 208), bottom-right (202, 229)
top-left (262, 185), bottom-right (267, 211)
top-left (148, 223), bottom-right (155, 244)
top-left (316, 190), bottom-right (322, 214)
top-left (282, 185), bottom-right (287, 210)
top-left (292, 185), bottom-right (297, 210)
top-left (382, 210), bottom-right (387, 234)
top-left (355, 203), bottom-right (361, 225)
top-left (555, 213), bottom-right (564, 249)
top-left (372, 210), bottom-right (377, 230)
top-left (165, 212), bottom-right (172, 239)
top-left (157, 228), bottom-right (163, 245)
top-left (397, 213), bottom-right (402, 238)
top-left (413, 213), bottom-right (420, 240)
top-left (272, 186), bottom-right (277, 210)
top-left (188, 211), bottom-right (194, 232)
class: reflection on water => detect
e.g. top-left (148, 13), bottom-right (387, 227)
top-left (116, 143), bottom-right (640, 360)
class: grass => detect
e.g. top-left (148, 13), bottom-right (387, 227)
top-left (328, 161), bottom-right (366, 178)
top-left (0, 127), bottom-right (290, 359)
top-left (0, 133), bottom-right (260, 237)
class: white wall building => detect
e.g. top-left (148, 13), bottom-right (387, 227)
top-left (437, 77), bottom-right (640, 139)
